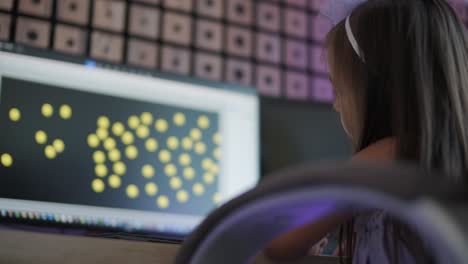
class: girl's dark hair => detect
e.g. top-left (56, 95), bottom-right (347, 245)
top-left (326, 0), bottom-right (468, 263)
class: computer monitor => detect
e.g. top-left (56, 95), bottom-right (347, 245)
top-left (0, 51), bottom-right (259, 237)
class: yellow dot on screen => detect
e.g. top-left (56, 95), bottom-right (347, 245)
top-left (213, 133), bottom-right (221, 145)
top-left (142, 164), bottom-right (155, 178)
top-left (121, 131), bottom-right (134, 145)
top-left (108, 149), bottom-right (121, 162)
top-left (213, 148), bottom-right (221, 159)
top-left (93, 151), bottom-right (106, 164)
top-left (211, 164), bottom-right (220, 174)
top-left (173, 112), bottom-right (186, 126)
top-left (41, 103), bottom-right (54, 118)
top-left (157, 195), bottom-right (170, 209)
top-left (192, 183), bottom-right (205, 196)
top-left (195, 142), bottom-right (206, 154)
top-left (182, 137), bottom-right (193, 150)
top-left (183, 167), bottom-right (195, 180)
top-left (164, 164), bottom-right (177, 177)
top-left (92, 179), bottom-right (105, 193)
top-left (45, 145), bottom-right (57, 159)
top-left (103, 138), bottom-right (116, 151)
top-left (95, 164), bottom-right (108, 178)
top-left (113, 161), bottom-right (126, 176)
top-left (203, 172), bottom-right (215, 184)
top-left (35, 130), bottom-right (47, 145)
top-left (128, 115), bottom-right (140, 130)
top-left (167, 136), bottom-right (179, 150)
top-left (176, 190), bottom-right (189, 203)
top-left (87, 134), bottom-right (100, 148)
top-left (9, 108), bottom-right (21, 122)
top-left (179, 153), bottom-right (191, 166)
top-left (108, 175), bottom-right (121, 189)
top-left (213, 192), bottom-right (221, 204)
top-left (96, 128), bottom-right (108, 140)
top-left (53, 139), bottom-right (65, 153)
top-left (97, 116), bottom-right (110, 128)
top-left (125, 145), bottom-right (138, 160)
top-left (1, 153), bottom-right (13, 167)
top-left (159, 150), bottom-right (171, 163)
top-left (202, 158), bottom-right (213, 170)
top-left (126, 184), bottom-right (139, 199)
top-left (155, 119), bottom-right (168, 133)
top-left (136, 125), bottom-right (150, 139)
top-left (141, 112), bottom-right (153, 125)
top-left (197, 115), bottom-right (210, 129)
top-left (112, 122), bottom-right (125, 136)
top-left (145, 182), bottom-right (158, 196)
top-left (59, 104), bottom-right (72, 120)
top-left (190, 128), bottom-right (202, 141)
top-left (170, 177), bottom-right (183, 190)
top-left (145, 138), bottom-right (158, 152)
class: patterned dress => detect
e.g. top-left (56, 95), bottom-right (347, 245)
top-left (353, 211), bottom-right (416, 264)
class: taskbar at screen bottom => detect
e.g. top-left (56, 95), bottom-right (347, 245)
top-left (0, 198), bottom-right (203, 238)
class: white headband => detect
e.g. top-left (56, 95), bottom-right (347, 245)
top-left (345, 15), bottom-right (365, 62)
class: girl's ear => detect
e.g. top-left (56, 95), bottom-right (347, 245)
top-left (333, 96), bottom-right (342, 113)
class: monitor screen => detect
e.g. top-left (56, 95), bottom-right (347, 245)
top-left (0, 52), bottom-right (259, 236)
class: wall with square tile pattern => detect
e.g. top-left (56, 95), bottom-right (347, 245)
top-left (0, 0), bottom-right (467, 103)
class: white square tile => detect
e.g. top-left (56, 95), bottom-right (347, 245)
top-left (311, 77), bottom-right (334, 102)
top-left (162, 12), bottom-right (192, 46)
top-left (285, 39), bottom-right (308, 69)
top-left (18, 0), bottom-right (53, 18)
top-left (285, 0), bottom-right (307, 7)
top-left (256, 33), bottom-right (281, 64)
top-left (93, 0), bottom-right (126, 33)
top-left (57, 0), bottom-right (90, 26)
top-left (225, 58), bottom-right (252, 86)
top-left (226, 26), bottom-right (252, 58)
top-left (0, 14), bottom-right (11, 41)
top-left (90, 31), bottom-right (124, 63)
top-left (129, 4), bottom-right (160, 39)
top-left (310, 44), bottom-right (328, 73)
top-left (256, 2), bottom-right (280, 32)
top-left (0, 0), bottom-right (14, 11)
top-left (284, 8), bottom-right (308, 38)
top-left (127, 38), bottom-right (158, 69)
top-left (132, 0), bottom-right (160, 4)
top-left (195, 19), bottom-right (223, 52)
top-left (285, 71), bottom-right (308, 100)
top-left (197, 0), bottom-right (223, 19)
top-left (54, 24), bottom-right (87, 55)
top-left (195, 52), bottom-right (223, 81)
top-left (161, 45), bottom-right (191, 74)
top-left (256, 65), bottom-right (281, 97)
top-left (227, 0), bottom-right (253, 25)
top-left (15, 17), bottom-right (51, 49)
top-left (163, 0), bottom-right (192, 11)
top-left (310, 14), bottom-right (333, 42)
top-left (308, 0), bottom-right (326, 11)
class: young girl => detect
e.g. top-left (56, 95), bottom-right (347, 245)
top-left (265, 0), bottom-right (468, 263)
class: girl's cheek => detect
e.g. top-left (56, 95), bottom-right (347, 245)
top-left (333, 97), bottom-right (341, 112)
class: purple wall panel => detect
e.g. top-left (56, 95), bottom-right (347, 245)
top-left (4, 0), bottom-right (467, 103)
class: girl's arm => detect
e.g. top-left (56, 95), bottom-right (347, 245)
top-left (264, 212), bottom-right (352, 260)
top-left (264, 137), bottom-right (396, 260)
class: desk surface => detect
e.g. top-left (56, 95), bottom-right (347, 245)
top-left (0, 229), bottom-right (339, 264)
